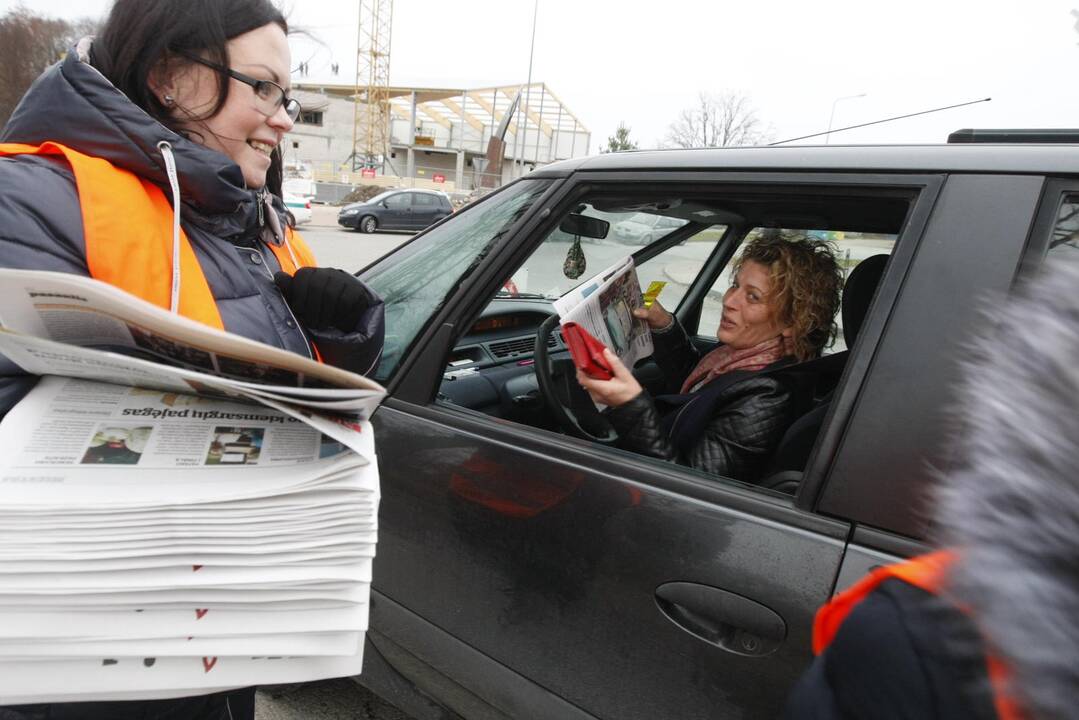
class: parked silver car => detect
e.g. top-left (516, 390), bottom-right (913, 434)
top-left (612, 212), bottom-right (687, 244)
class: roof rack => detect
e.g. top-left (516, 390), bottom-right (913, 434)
top-left (948, 128), bottom-right (1079, 144)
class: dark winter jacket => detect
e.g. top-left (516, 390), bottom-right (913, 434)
top-left (0, 40), bottom-right (383, 417)
top-left (784, 579), bottom-right (999, 720)
top-left (605, 319), bottom-right (795, 483)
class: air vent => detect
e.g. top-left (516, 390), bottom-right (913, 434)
top-left (489, 334), bottom-right (559, 359)
top-left (489, 337), bottom-right (534, 358)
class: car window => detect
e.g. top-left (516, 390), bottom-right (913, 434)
top-left (414, 194), bottom-right (437, 207)
top-left (703, 228), bottom-right (896, 354)
top-left (635, 224), bottom-right (727, 314)
top-left (1048, 194), bottom-right (1079, 260)
top-left (361, 179), bottom-right (553, 382)
top-left (366, 190), bottom-right (396, 205)
top-left (434, 184), bottom-right (914, 499)
top-left (610, 212), bottom-right (688, 246)
top-left (500, 205), bottom-right (702, 300)
top-left (385, 193), bottom-right (410, 209)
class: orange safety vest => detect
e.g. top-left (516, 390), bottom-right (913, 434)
top-left (0, 141), bottom-right (317, 331)
top-left (813, 550), bottom-right (1026, 720)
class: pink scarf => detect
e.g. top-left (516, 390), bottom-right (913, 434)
top-left (680, 336), bottom-right (787, 394)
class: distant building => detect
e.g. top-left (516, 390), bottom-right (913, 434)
top-left (286, 82), bottom-right (591, 193)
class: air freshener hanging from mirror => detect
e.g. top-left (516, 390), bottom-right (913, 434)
top-left (563, 237), bottom-right (586, 279)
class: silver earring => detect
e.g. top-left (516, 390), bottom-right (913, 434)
top-left (163, 95), bottom-right (175, 106)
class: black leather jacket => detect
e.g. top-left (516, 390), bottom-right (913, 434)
top-left (606, 320), bottom-right (795, 484)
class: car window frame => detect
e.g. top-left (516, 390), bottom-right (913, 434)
top-left (1015, 177), bottom-right (1077, 280)
top-left (383, 169), bottom-right (944, 521)
top-left (815, 173), bottom-right (1043, 538)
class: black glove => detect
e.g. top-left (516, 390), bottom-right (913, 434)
top-left (274, 267), bottom-right (380, 333)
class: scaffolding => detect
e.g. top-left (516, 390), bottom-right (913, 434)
top-left (350, 0), bottom-right (393, 171)
top-left (290, 79), bottom-right (591, 188)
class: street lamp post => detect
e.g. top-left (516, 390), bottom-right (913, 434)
top-left (826, 93), bottom-right (867, 144)
top-left (513, 0), bottom-right (539, 178)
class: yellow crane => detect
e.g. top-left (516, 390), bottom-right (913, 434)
top-left (351, 0), bottom-right (393, 172)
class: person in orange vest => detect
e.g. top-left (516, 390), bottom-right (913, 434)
top-left (0, 0), bottom-right (384, 718)
top-left (784, 259), bottom-right (1079, 720)
top-left (0, 0), bottom-right (384, 392)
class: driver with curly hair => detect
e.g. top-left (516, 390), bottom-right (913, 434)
top-left (578, 235), bottom-right (843, 484)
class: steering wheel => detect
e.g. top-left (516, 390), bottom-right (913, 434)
top-left (534, 313), bottom-right (619, 444)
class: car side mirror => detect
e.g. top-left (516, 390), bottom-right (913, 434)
top-left (559, 213), bottom-right (609, 240)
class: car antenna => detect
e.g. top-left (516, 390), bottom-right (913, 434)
top-left (768, 97), bottom-right (992, 145)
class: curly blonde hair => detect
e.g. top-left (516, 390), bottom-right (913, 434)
top-left (733, 234), bottom-right (843, 362)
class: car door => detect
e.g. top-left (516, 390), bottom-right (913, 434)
top-left (806, 173), bottom-right (1052, 638)
top-left (359, 171), bottom-right (940, 720)
top-left (380, 192), bottom-right (413, 230)
top-left (410, 192), bottom-right (442, 229)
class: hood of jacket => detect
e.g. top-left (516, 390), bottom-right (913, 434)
top-left (0, 38), bottom-right (277, 241)
top-left (937, 259), bottom-right (1079, 720)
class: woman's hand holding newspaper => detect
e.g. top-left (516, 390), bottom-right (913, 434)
top-left (576, 348), bottom-right (643, 408)
top-left (633, 301), bottom-right (674, 331)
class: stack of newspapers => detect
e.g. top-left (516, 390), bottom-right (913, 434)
top-left (0, 270), bottom-right (386, 704)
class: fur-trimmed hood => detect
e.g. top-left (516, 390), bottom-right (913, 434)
top-left (937, 258), bottom-right (1079, 719)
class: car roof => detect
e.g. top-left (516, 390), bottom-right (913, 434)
top-left (532, 144), bottom-right (1079, 176)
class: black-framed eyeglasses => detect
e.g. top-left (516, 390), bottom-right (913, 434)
top-left (177, 51), bottom-right (301, 122)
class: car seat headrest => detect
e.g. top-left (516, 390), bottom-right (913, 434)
top-left (842, 254), bottom-right (888, 348)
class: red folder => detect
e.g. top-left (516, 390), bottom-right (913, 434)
top-left (561, 322), bottom-right (614, 380)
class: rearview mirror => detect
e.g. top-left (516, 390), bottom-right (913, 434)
top-left (559, 214), bottom-right (609, 240)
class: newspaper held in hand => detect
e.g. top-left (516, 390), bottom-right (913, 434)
top-left (552, 255), bottom-right (653, 371)
top-left (0, 269), bottom-right (384, 703)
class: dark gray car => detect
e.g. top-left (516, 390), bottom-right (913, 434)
top-left (338, 189), bottom-right (452, 233)
top-left (352, 142), bottom-right (1079, 719)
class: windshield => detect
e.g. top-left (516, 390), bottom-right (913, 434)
top-left (360, 179), bottom-right (554, 382)
top-left (624, 213), bottom-right (659, 227)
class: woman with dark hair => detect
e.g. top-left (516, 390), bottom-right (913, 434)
top-left (0, 0), bottom-right (383, 717)
top-left (0, 0), bottom-right (383, 380)
top-left (578, 235), bottom-right (842, 484)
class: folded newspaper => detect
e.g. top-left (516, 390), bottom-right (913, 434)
top-left (0, 269), bottom-right (386, 704)
top-left (552, 255), bottom-right (653, 369)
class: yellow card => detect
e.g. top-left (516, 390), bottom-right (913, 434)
top-left (642, 281), bottom-right (666, 308)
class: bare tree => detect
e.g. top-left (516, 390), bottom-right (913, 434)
top-left (664, 91), bottom-right (770, 148)
top-left (0, 8), bottom-right (98, 129)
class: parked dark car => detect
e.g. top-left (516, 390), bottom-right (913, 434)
top-left (352, 139), bottom-right (1079, 720)
top-left (338, 189), bottom-right (453, 233)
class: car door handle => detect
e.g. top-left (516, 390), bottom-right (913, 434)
top-left (655, 582), bottom-right (786, 657)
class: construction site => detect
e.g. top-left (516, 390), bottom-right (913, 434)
top-left (284, 0), bottom-right (590, 202)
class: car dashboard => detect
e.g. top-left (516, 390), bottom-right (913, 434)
top-left (438, 299), bottom-right (566, 426)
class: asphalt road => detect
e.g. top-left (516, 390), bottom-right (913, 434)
top-left (256, 679), bottom-right (414, 720)
top-left (297, 206), bottom-right (413, 273)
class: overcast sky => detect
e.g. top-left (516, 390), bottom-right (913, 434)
top-left (4, 0), bottom-right (1078, 151)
